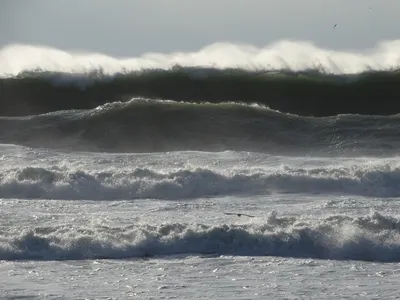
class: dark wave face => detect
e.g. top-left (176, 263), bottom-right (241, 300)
top-left (1, 67), bottom-right (400, 117)
top-left (0, 99), bottom-right (400, 155)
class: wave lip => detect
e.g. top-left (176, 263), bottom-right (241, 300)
top-left (1, 99), bottom-right (400, 155)
top-left (2, 211), bottom-right (400, 262)
top-left (2, 162), bottom-right (400, 200)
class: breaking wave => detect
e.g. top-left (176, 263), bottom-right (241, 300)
top-left (1, 40), bottom-right (400, 117)
top-left (2, 211), bottom-right (400, 262)
top-left (2, 161), bottom-right (400, 200)
top-left (2, 40), bottom-right (400, 76)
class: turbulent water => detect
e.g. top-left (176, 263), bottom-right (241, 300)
top-left (2, 41), bottom-right (400, 299)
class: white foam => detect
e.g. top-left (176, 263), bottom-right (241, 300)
top-left (2, 211), bottom-right (400, 261)
top-left (1, 161), bottom-right (400, 200)
top-left (1, 40), bottom-right (400, 77)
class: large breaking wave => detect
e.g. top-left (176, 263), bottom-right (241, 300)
top-left (3, 40), bottom-right (400, 76)
top-left (1, 40), bottom-right (400, 117)
top-left (2, 211), bottom-right (400, 262)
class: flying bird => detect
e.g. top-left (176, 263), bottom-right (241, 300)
top-left (333, 23), bottom-right (337, 28)
top-left (223, 212), bottom-right (255, 218)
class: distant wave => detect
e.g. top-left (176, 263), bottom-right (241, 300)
top-left (2, 211), bottom-right (400, 262)
top-left (1, 41), bottom-right (400, 117)
top-left (2, 40), bottom-right (400, 76)
top-left (1, 100), bottom-right (399, 155)
top-left (2, 160), bottom-right (400, 200)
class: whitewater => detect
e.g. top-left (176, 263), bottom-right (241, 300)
top-left (2, 40), bottom-right (400, 299)
top-left (2, 39), bottom-right (400, 76)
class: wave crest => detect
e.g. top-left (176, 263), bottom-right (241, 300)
top-left (2, 40), bottom-right (400, 76)
top-left (1, 99), bottom-right (400, 154)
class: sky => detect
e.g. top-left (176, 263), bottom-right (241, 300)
top-left (1, 0), bottom-right (400, 57)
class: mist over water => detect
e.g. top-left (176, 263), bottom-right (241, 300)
top-left (2, 39), bottom-right (400, 76)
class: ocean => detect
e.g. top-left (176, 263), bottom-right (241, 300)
top-left (1, 41), bottom-right (400, 299)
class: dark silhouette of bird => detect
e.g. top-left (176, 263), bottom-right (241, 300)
top-left (223, 212), bottom-right (255, 218)
top-left (333, 24), bottom-right (337, 28)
